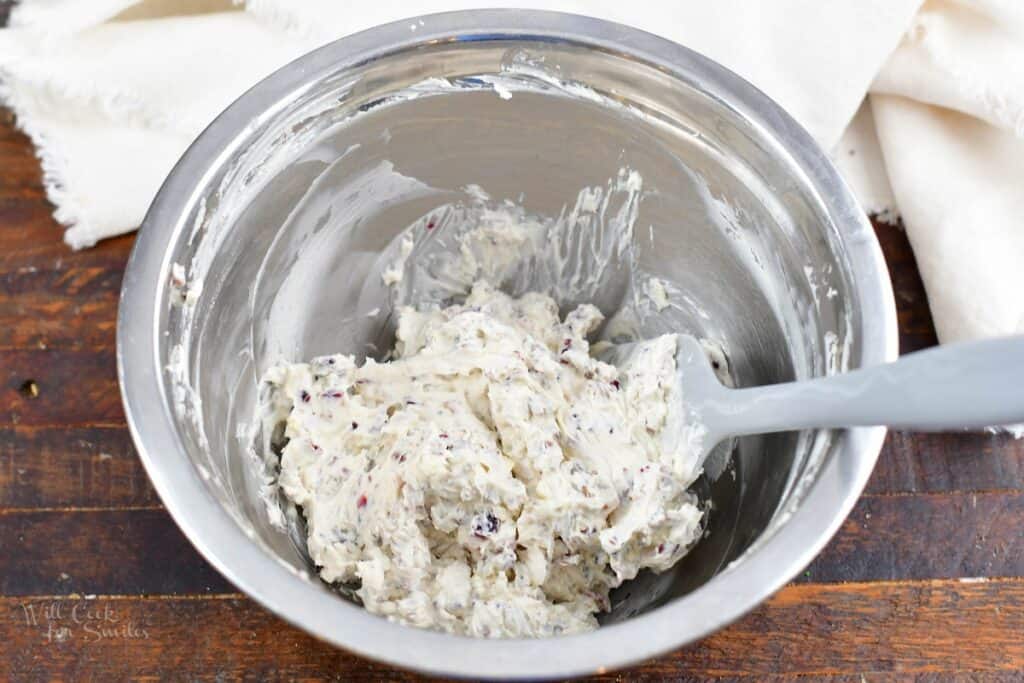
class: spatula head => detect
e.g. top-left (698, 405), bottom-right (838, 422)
top-left (600, 333), bottom-right (730, 464)
top-left (673, 334), bottom-right (734, 457)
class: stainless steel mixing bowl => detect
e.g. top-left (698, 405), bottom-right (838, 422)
top-left (118, 10), bottom-right (897, 679)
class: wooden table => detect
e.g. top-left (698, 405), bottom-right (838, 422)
top-left (1, 109), bottom-right (1022, 681)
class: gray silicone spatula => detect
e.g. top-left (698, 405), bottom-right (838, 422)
top-left (670, 334), bottom-right (1024, 461)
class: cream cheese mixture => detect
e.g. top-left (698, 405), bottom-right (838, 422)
top-left (261, 280), bottom-right (707, 638)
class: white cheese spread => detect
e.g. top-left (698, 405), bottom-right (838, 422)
top-left (261, 280), bottom-right (705, 638)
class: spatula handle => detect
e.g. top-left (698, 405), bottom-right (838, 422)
top-left (709, 335), bottom-right (1024, 435)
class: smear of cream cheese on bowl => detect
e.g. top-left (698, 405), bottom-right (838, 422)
top-left (256, 167), bottom-right (733, 638)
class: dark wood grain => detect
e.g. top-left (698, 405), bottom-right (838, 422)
top-left (0, 267), bottom-right (120, 349)
top-left (0, 509), bottom-right (232, 597)
top-left (0, 262), bottom-right (122, 300)
top-left (0, 297), bottom-right (118, 351)
top-left (873, 219), bottom-right (939, 354)
top-left (0, 426), bottom-right (157, 508)
top-left (2, 580), bottom-right (1022, 680)
top-left (801, 491), bottom-right (1024, 583)
top-left (0, 349), bottom-right (123, 426)
top-left (869, 430), bottom-right (1024, 495)
top-left (0, 109), bottom-right (51, 202)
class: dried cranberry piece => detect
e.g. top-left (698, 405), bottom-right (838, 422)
top-left (471, 512), bottom-right (500, 539)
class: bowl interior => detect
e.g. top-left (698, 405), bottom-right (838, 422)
top-left (158, 36), bottom-right (859, 628)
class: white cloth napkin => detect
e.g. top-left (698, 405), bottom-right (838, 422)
top-left (1, 0), bottom-right (1021, 344)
